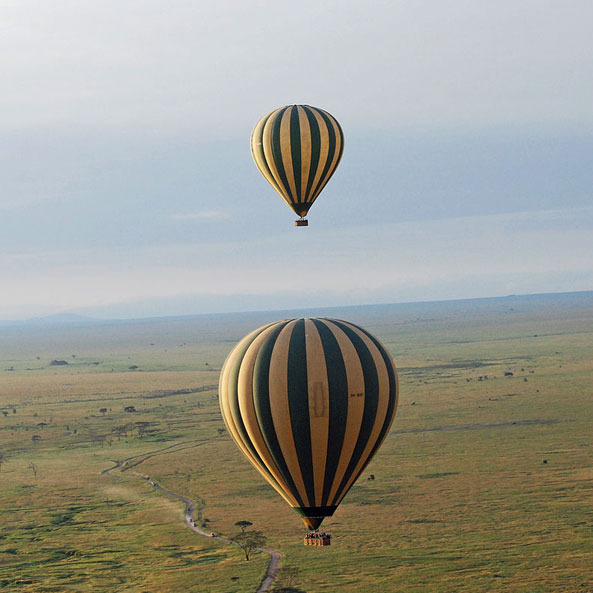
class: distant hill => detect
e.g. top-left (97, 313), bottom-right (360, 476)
top-left (0, 312), bottom-right (101, 328)
top-left (28, 313), bottom-right (99, 324)
top-left (0, 290), bottom-right (591, 328)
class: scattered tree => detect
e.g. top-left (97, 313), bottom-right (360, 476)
top-left (136, 422), bottom-right (150, 439)
top-left (194, 497), bottom-right (206, 525)
top-left (112, 426), bottom-right (123, 441)
top-left (231, 530), bottom-right (267, 561)
top-left (235, 520), bottom-right (253, 532)
top-left (272, 565), bottom-right (301, 592)
top-left (1, 411), bottom-right (8, 418)
top-left (91, 433), bottom-right (106, 448)
top-left (124, 406), bottom-right (136, 413)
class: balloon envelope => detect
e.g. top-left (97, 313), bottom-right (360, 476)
top-left (219, 318), bottom-right (398, 530)
top-left (250, 105), bottom-right (344, 220)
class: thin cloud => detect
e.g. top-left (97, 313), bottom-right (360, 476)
top-left (171, 210), bottom-right (230, 221)
top-left (1, 207), bottom-right (592, 320)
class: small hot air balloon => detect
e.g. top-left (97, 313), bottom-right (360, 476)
top-left (218, 318), bottom-right (398, 542)
top-left (251, 105), bottom-right (344, 226)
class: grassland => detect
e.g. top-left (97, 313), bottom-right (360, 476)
top-left (0, 292), bottom-right (592, 592)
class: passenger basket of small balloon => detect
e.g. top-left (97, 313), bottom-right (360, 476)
top-left (304, 531), bottom-right (331, 546)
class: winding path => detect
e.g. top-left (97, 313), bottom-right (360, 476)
top-left (102, 443), bottom-right (282, 593)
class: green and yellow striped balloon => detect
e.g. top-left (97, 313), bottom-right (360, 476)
top-left (250, 105), bottom-right (344, 224)
top-left (219, 318), bottom-right (398, 530)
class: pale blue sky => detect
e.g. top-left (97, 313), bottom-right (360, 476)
top-left (1, 0), bottom-right (592, 319)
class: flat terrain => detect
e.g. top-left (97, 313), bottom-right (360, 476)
top-left (1, 292), bottom-right (592, 592)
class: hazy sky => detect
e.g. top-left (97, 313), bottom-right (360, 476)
top-left (1, 0), bottom-right (592, 319)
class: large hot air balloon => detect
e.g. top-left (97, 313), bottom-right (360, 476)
top-left (250, 105), bottom-right (344, 227)
top-left (218, 318), bottom-right (398, 539)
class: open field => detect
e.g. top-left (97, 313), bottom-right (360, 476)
top-left (1, 292), bottom-right (592, 592)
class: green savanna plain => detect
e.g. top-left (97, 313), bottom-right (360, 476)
top-left (0, 292), bottom-right (592, 593)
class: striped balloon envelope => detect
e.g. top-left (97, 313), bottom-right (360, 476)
top-left (250, 105), bottom-right (344, 226)
top-left (219, 318), bottom-right (398, 531)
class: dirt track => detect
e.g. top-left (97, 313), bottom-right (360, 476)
top-left (102, 444), bottom-right (281, 593)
